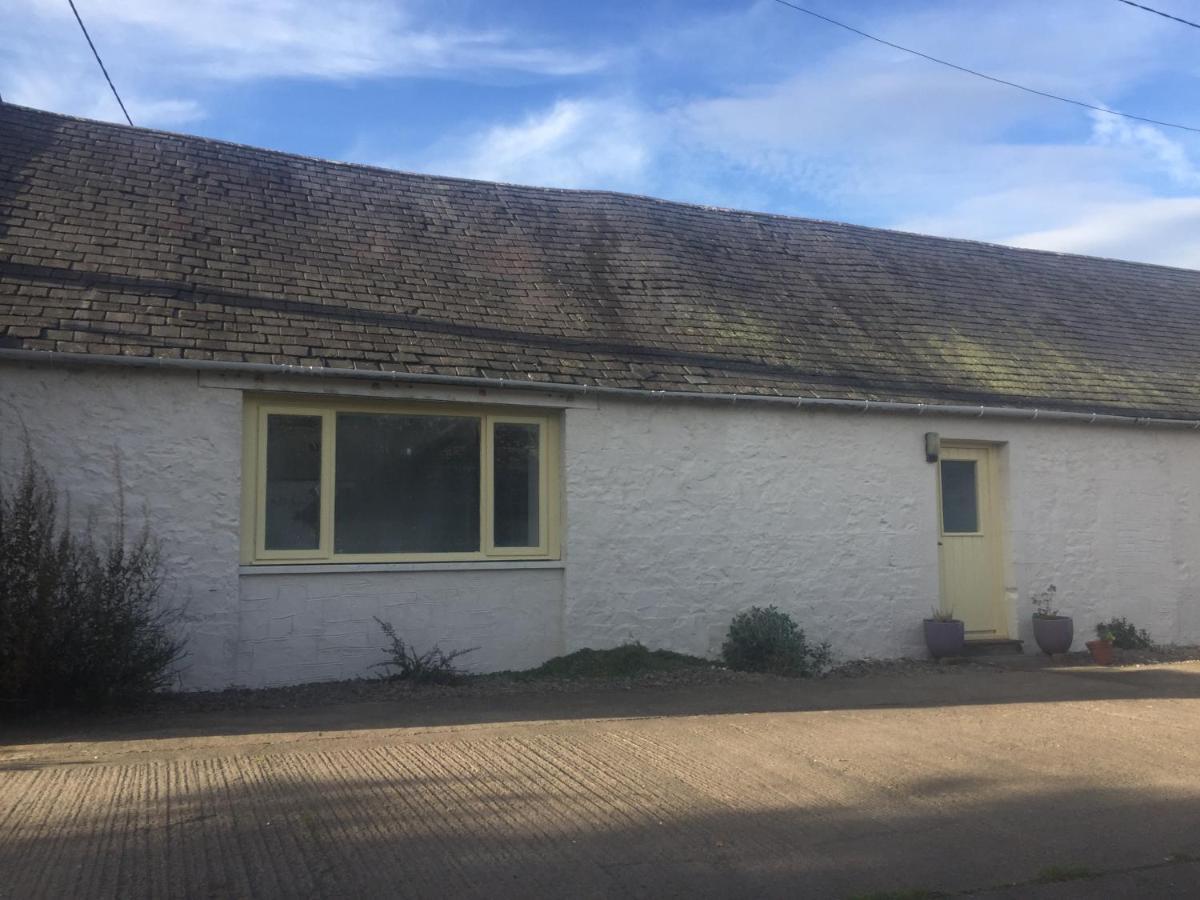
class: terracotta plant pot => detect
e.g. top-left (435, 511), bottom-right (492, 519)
top-left (1032, 615), bottom-right (1073, 655)
top-left (1086, 639), bottom-right (1115, 665)
top-left (924, 619), bottom-right (965, 658)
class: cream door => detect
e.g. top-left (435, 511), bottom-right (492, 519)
top-left (937, 445), bottom-right (1006, 638)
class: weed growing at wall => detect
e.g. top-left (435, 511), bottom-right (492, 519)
top-left (373, 617), bottom-right (478, 684)
top-left (0, 448), bottom-right (185, 712)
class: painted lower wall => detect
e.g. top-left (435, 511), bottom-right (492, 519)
top-left (237, 568), bottom-right (563, 686)
top-left (3, 360), bottom-right (1199, 690)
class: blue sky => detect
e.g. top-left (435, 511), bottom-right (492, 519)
top-left (4, 0), bottom-right (1200, 267)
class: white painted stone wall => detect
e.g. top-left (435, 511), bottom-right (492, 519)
top-left (5, 360), bottom-right (1199, 690)
top-left (1, 362), bottom-right (243, 689)
top-left (0, 363), bottom-right (566, 689)
top-left (563, 398), bottom-right (1200, 661)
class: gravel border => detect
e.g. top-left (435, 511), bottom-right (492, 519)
top-left (826, 644), bottom-right (1200, 678)
top-left (144, 664), bottom-right (774, 715)
top-left (122, 644), bottom-right (1200, 715)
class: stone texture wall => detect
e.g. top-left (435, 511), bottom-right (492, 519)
top-left (563, 398), bottom-right (1200, 660)
top-left (237, 568), bottom-right (563, 687)
top-left (1, 363), bottom-right (243, 689)
top-left (4, 362), bottom-right (1199, 689)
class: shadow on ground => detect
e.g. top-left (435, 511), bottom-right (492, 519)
top-left (5, 662), bottom-right (1200, 748)
top-left (3, 747), bottom-right (1200, 898)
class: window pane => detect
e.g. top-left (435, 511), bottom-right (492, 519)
top-left (335, 413), bottom-right (480, 553)
top-left (494, 423), bottom-right (541, 547)
top-left (941, 460), bottom-right (979, 533)
top-left (264, 415), bottom-right (322, 550)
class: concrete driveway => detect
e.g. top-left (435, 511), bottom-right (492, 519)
top-left (5, 663), bottom-right (1200, 898)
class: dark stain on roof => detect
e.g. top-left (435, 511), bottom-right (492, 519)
top-left (3, 103), bottom-right (1200, 418)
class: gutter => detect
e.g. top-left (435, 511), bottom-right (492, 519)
top-left (3, 347), bottom-right (1199, 430)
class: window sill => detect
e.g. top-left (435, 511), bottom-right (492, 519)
top-left (239, 559), bottom-right (565, 576)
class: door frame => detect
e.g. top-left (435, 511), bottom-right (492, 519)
top-left (936, 440), bottom-right (1010, 640)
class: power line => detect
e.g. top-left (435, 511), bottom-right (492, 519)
top-left (66, 0), bottom-right (132, 126)
top-left (769, 0), bottom-right (1200, 135)
top-left (1116, 0), bottom-right (1200, 30)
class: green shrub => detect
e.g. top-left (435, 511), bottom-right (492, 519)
top-left (1095, 617), bottom-right (1153, 650)
top-left (0, 450), bottom-right (185, 711)
top-left (722, 605), bottom-right (831, 676)
top-left (373, 617), bottom-right (477, 684)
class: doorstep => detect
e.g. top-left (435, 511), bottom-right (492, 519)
top-left (962, 639), bottom-right (1025, 657)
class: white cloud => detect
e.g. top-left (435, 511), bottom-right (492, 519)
top-left (1005, 197), bottom-right (1200, 268)
top-left (19, 0), bottom-right (607, 80)
top-left (659, 0), bottom-right (1200, 266)
top-left (1, 68), bottom-right (119, 123)
top-left (1089, 112), bottom-right (1200, 189)
top-left (671, 0), bottom-right (1183, 195)
top-left (123, 97), bottom-right (205, 127)
top-left (1, 0), bottom-right (606, 127)
top-left (416, 98), bottom-right (654, 191)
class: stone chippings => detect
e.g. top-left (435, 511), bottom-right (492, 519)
top-left (142, 665), bottom-right (769, 714)
top-left (4, 103), bottom-right (1200, 418)
top-left (124, 645), bottom-right (1200, 715)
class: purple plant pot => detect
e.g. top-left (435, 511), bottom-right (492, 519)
top-left (924, 619), bottom-right (965, 658)
top-left (1033, 615), bottom-right (1074, 655)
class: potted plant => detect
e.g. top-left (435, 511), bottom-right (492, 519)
top-left (1086, 628), bottom-right (1115, 665)
top-left (924, 608), bottom-right (965, 658)
top-left (1095, 617), bottom-right (1154, 652)
top-left (1031, 584), bottom-right (1073, 655)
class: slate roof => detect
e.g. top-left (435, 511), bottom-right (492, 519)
top-left (3, 102), bottom-right (1200, 419)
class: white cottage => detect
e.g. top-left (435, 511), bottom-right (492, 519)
top-left (3, 103), bottom-right (1200, 690)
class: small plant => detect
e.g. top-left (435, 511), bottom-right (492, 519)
top-left (1095, 617), bottom-right (1153, 650)
top-left (373, 617), bottom-right (477, 685)
top-left (722, 605), bottom-right (831, 676)
top-left (1032, 584), bottom-right (1060, 618)
top-left (927, 607), bottom-right (958, 622)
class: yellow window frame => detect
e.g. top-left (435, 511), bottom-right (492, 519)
top-left (241, 395), bottom-right (561, 565)
top-left (485, 414), bottom-right (552, 558)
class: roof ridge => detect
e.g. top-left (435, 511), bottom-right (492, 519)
top-left (5, 101), bottom-right (1198, 278)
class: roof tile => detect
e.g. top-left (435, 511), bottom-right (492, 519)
top-left (3, 104), bottom-right (1200, 417)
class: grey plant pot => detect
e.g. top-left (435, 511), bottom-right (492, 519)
top-left (924, 619), bottom-right (965, 658)
top-left (1033, 615), bottom-right (1074, 655)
